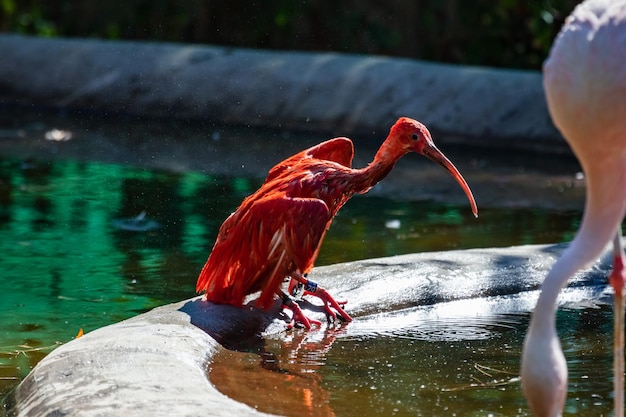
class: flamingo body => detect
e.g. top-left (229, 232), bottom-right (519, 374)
top-left (196, 117), bottom-right (477, 319)
top-left (521, 1), bottom-right (626, 416)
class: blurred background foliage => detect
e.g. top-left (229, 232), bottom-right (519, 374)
top-left (0, 0), bottom-right (578, 69)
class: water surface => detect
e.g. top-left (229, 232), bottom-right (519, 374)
top-left (211, 299), bottom-right (615, 416)
top-left (0, 111), bottom-right (608, 415)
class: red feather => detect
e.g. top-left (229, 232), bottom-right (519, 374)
top-left (265, 137), bottom-right (354, 182)
top-left (197, 137), bottom-right (355, 308)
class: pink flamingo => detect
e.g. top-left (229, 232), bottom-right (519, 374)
top-left (521, 1), bottom-right (626, 416)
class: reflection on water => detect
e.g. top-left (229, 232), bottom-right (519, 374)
top-left (0, 157), bottom-right (250, 398)
top-left (0, 152), bottom-right (595, 413)
top-left (211, 304), bottom-right (615, 417)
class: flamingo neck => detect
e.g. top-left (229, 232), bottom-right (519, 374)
top-left (522, 149), bottom-right (626, 417)
top-left (534, 150), bottom-right (626, 329)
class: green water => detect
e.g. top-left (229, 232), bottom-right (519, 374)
top-left (0, 154), bottom-right (584, 404)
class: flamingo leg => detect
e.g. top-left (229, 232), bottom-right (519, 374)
top-left (279, 291), bottom-right (321, 330)
top-left (610, 231), bottom-right (626, 417)
top-left (289, 272), bottom-right (353, 323)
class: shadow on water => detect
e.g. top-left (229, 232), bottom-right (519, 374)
top-left (180, 295), bottom-right (348, 417)
top-left (179, 297), bottom-right (345, 417)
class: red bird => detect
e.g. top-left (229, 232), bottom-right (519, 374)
top-left (196, 117), bottom-right (478, 328)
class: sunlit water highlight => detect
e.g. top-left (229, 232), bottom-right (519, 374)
top-left (211, 304), bottom-right (615, 417)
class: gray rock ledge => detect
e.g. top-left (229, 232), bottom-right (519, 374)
top-left (0, 35), bottom-right (563, 152)
top-left (7, 242), bottom-right (614, 417)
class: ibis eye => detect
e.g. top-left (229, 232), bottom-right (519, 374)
top-left (411, 134), bottom-right (419, 140)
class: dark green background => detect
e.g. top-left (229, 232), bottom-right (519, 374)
top-left (1, 1), bottom-right (578, 69)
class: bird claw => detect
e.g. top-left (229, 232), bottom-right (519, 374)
top-left (313, 286), bottom-right (353, 323)
top-left (281, 297), bottom-right (321, 330)
top-left (289, 279), bottom-right (352, 323)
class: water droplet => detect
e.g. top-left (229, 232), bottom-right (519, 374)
top-left (44, 129), bottom-right (73, 142)
top-left (385, 219), bottom-right (401, 229)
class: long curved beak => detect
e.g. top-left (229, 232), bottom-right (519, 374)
top-left (422, 144), bottom-right (478, 218)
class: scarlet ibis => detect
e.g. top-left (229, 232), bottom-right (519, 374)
top-left (196, 117), bottom-right (478, 328)
top-left (521, 1), bottom-right (626, 416)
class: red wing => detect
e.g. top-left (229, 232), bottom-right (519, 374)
top-left (265, 137), bottom-right (354, 182)
top-left (196, 194), bottom-right (331, 309)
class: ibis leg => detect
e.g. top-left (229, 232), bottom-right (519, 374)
top-left (278, 290), bottom-right (321, 330)
top-left (290, 271), bottom-right (352, 322)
